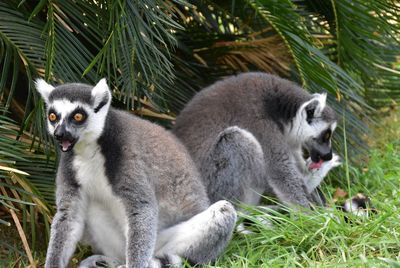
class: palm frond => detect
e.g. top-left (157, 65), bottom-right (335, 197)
top-left (331, 0), bottom-right (400, 107)
top-left (0, 108), bottom-right (55, 250)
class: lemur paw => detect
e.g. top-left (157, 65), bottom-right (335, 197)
top-left (79, 255), bottom-right (120, 268)
top-left (328, 153), bottom-right (342, 169)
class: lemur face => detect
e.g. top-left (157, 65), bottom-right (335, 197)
top-left (36, 79), bottom-right (111, 152)
top-left (289, 93), bottom-right (338, 169)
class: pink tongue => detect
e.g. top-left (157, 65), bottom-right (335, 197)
top-left (61, 140), bottom-right (71, 151)
top-left (309, 159), bottom-right (324, 170)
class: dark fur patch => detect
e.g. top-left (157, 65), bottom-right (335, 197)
top-left (94, 94), bottom-right (109, 113)
top-left (263, 85), bottom-right (311, 132)
top-left (49, 83), bottom-right (93, 105)
top-left (97, 109), bottom-right (123, 185)
top-left (60, 152), bottom-right (81, 188)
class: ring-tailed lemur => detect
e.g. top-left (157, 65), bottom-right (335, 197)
top-left (35, 79), bottom-right (237, 268)
top-left (173, 72), bottom-right (341, 209)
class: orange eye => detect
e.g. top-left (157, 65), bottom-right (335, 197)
top-left (48, 113), bottom-right (57, 122)
top-left (74, 113), bottom-right (84, 122)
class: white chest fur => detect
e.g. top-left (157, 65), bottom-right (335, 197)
top-left (72, 142), bottom-right (127, 261)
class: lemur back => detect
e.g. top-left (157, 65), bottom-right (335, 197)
top-left (173, 72), bottom-right (340, 208)
top-left (36, 79), bottom-right (237, 268)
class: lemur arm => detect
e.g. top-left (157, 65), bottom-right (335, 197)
top-left (117, 180), bottom-right (158, 268)
top-left (266, 141), bottom-right (312, 208)
top-left (45, 178), bottom-right (84, 268)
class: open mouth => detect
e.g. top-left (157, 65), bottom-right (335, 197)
top-left (302, 147), bottom-right (324, 170)
top-left (58, 139), bottom-right (77, 152)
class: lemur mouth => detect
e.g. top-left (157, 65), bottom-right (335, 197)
top-left (59, 139), bottom-right (76, 152)
top-left (302, 147), bottom-right (324, 170)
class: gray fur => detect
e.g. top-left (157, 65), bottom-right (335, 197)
top-left (36, 79), bottom-right (237, 268)
top-left (48, 83), bottom-right (94, 104)
top-left (173, 72), bottom-right (339, 209)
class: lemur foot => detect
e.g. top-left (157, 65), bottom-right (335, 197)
top-left (79, 255), bottom-right (121, 268)
top-left (151, 254), bottom-right (183, 268)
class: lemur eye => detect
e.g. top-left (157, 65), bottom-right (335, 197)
top-left (306, 108), bottom-right (314, 119)
top-left (73, 113), bottom-right (84, 122)
top-left (48, 113), bottom-right (57, 122)
top-left (324, 131), bottom-right (331, 141)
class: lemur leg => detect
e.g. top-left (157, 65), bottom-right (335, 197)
top-left (154, 200), bottom-right (237, 266)
top-left (202, 126), bottom-right (266, 205)
top-left (45, 191), bottom-right (85, 268)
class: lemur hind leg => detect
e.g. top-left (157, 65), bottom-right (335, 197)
top-left (154, 200), bottom-right (237, 266)
top-left (202, 126), bottom-right (266, 205)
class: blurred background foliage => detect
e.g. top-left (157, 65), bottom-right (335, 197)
top-left (0, 0), bottom-right (399, 264)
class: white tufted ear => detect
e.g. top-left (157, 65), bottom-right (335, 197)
top-left (311, 93), bottom-right (327, 116)
top-left (35, 79), bottom-right (55, 104)
top-left (91, 78), bottom-right (112, 113)
top-left (299, 93), bottom-right (327, 123)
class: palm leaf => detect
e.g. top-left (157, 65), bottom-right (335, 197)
top-left (0, 108), bottom-right (55, 250)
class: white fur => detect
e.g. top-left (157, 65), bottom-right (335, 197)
top-left (155, 200), bottom-right (235, 257)
top-left (92, 78), bottom-right (112, 109)
top-left (304, 153), bottom-right (341, 193)
top-left (35, 79), bottom-right (55, 103)
top-left (73, 142), bottom-right (128, 263)
top-left (331, 121), bottom-right (337, 131)
top-left (311, 93), bottom-right (327, 114)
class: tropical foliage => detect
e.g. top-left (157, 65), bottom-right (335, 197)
top-left (0, 0), bottom-right (399, 265)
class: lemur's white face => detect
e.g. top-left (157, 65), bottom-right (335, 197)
top-left (287, 93), bottom-right (337, 169)
top-left (35, 79), bottom-right (111, 152)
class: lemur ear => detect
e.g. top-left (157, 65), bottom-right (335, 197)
top-left (35, 79), bottom-right (55, 104)
top-left (300, 93), bottom-right (327, 124)
top-left (92, 78), bottom-right (112, 113)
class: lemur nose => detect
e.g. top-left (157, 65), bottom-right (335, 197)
top-left (54, 125), bottom-right (66, 141)
top-left (54, 131), bottom-right (64, 141)
top-left (320, 150), bottom-right (333, 161)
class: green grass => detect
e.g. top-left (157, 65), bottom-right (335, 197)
top-left (214, 164), bottom-right (400, 267)
top-left (2, 112), bottom-right (400, 267)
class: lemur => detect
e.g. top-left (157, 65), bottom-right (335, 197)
top-left (173, 72), bottom-right (341, 209)
top-left (36, 78), bottom-right (237, 268)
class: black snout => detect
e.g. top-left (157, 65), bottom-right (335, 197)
top-left (54, 124), bottom-right (67, 141)
top-left (320, 149), bottom-right (333, 161)
top-left (310, 147), bottom-right (332, 162)
top-left (54, 124), bottom-right (74, 142)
